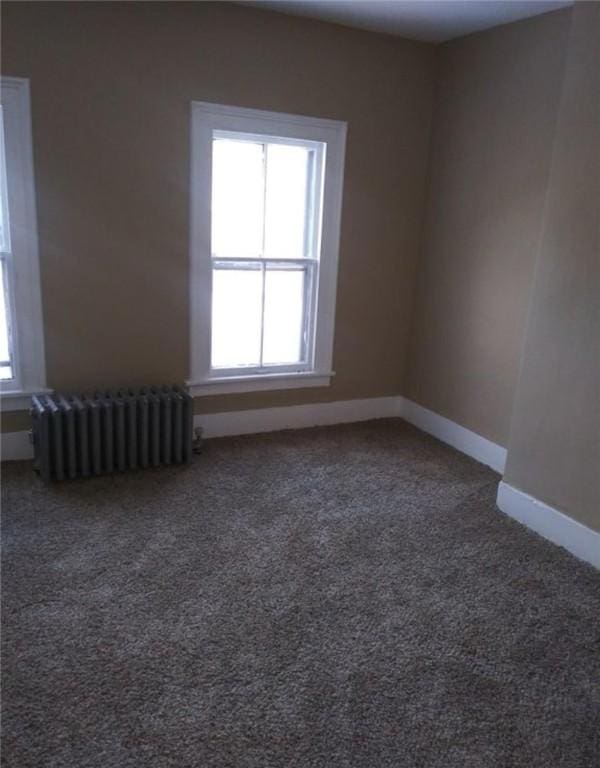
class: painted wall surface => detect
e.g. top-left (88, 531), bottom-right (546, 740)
top-left (1, 411), bottom-right (30, 433)
top-left (405, 10), bottom-right (571, 446)
top-left (0, 1), bottom-right (435, 429)
top-left (503, 2), bottom-right (600, 532)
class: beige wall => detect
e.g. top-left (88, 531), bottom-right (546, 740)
top-left (0, 1), bottom-right (435, 431)
top-left (404, 9), bottom-right (571, 446)
top-left (503, 2), bottom-right (600, 532)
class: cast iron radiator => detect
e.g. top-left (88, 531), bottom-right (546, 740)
top-left (30, 386), bottom-right (194, 481)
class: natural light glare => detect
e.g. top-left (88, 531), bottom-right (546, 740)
top-left (262, 269), bottom-right (305, 365)
top-left (212, 139), bottom-right (264, 259)
top-left (0, 263), bottom-right (13, 379)
top-left (210, 134), bottom-right (320, 371)
top-left (264, 144), bottom-right (310, 260)
top-left (211, 267), bottom-right (262, 368)
top-left (0, 107), bottom-right (12, 380)
top-left (0, 107), bottom-right (7, 253)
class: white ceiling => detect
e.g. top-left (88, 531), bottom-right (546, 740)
top-left (246, 1), bottom-right (572, 43)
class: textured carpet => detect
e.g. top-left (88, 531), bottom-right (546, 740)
top-left (2, 419), bottom-right (599, 768)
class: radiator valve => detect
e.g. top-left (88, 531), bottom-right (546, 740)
top-left (192, 426), bottom-right (204, 454)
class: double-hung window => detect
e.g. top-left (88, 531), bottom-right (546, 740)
top-left (0, 78), bottom-right (46, 409)
top-left (189, 103), bottom-right (346, 394)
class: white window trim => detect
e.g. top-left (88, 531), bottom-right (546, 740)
top-left (187, 102), bottom-right (346, 396)
top-left (0, 77), bottom-right (47, 412)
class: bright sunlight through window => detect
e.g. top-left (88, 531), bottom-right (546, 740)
top-left (190, 103), bottom-right (346, 394)
top-left (210, 135), bottom-right (323, 372)
top-left (0, 107), bottom-right (14, 381)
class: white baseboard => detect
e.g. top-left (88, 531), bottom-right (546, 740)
top-left (1, 430), bottom-right (33, 461)
top-left (195, 396), bottom-right (400, 438)
top-left (0, 397), bottom-right (399, 461)
top-left (198, 397), bottom-right (507, 473)
top-left (399, 398), bottom-right (507, 473)
top-left (2, 395), bottom-right (506, 473)
top-left (497, 481), bottom-right (600, 569)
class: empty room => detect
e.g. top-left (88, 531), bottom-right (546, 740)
top-left (1, 1), bottom-right (598, 765)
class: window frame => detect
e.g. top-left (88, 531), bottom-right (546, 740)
top-left (0, 77), bottom-right (47, 411)
top-left (188, 102), bottom-right (346, 396)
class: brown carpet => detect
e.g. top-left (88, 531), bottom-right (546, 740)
top-left (2, 419), bottom-right (599, 767)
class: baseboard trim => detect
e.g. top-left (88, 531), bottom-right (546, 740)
top-left (497, 481), bottom-right (600, 569)
top-left (1, 396), bottom-right (507, 470)
top-left (0, 397), bottom-right (400, 461)
top-left (194, 396), bottom-right (400, 438)
top-left (399, 398), bottom-right (507, 473)
top-left (1, 430), bottom-right (33, 461)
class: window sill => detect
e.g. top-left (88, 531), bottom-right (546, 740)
top-left (0, 387), bottom-right (53, 412)
top-left (187, 371), bottom-right (334, 396)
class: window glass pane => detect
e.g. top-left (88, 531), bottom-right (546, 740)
top-left (0, 261), bottom-right (13, 380)
top-left (264, 144), bottom-right (310, 260)
top-left (0, 107), bottom-right (8, 253)
top-left (262, 268), bottom-right (305, 365)
top-left (211, 267), bottom-right (262, 368)
top-left (212, 139), bottom-right (264, 259)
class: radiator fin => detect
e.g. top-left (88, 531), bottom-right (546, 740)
top-left (31, 385), bottom-right (194, 481)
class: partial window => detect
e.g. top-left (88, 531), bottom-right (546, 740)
top-left (189, 103), bottom-right (346, 395)
top-left (210, 134), bottom-right (322, 372)
top-left (0, 106), bottom-right (14, 381)
top-left (0, 78), bottom-right (46, 406)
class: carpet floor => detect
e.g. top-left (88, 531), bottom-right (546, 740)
top-left (2, 419), bottom-right (599, 767)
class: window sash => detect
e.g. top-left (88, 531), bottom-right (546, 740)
top-left (209, 130), bottom-right (324, 374)
top-left (0, 104), bottom-right (16, 383)
top-left (0, 254), bottom-right (16, 381)
top-left (213, 129), bottom-right (324, 151)
top-left (210, 257), bottom-right (317, 376)
top-left (211, 133), bottom-right (324, 264)
top-left (1, 126), bottom-right (17, 383)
